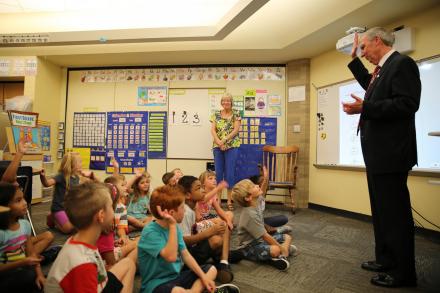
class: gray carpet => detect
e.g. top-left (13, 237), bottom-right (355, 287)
top-left (31, 199), bottom-right (440, 292)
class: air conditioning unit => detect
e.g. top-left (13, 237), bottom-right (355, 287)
top-left (393, 27), bottom-right (414, 54)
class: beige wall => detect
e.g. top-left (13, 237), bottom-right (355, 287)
top-left (286, 59), bottom-right (310, 208)
top-left (309, 6), bottom-right (440, 231)
top-left (33, 58), bottom-right (63, 161)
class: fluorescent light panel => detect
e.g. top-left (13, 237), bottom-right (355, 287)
top-left (0, 0), bottom-right (240, 29)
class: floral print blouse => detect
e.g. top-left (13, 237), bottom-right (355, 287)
top-left (210, 109), bottom-right (241, 149)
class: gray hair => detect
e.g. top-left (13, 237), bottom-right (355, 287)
top-left (221, 93), bottom-right (233, 102)
top-left (364, 27), bottom-right (395, 47)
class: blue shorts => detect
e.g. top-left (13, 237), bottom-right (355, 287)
top-left (152, 264), bottom-right (213, 293)
top-left (242, 233), bottom-right (285, 262)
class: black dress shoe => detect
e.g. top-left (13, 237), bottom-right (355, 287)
top-left (371, 273), bottom-right (417, 288)
top-left (361, 261), bottom-right (386, 272)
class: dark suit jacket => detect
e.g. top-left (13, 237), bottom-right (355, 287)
top-left (348, 52), bottom-right (421, 173)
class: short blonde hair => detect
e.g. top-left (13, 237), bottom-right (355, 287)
top-left (221, 93), bottom-right (233, 103)
top-left (65, 182), bottom-right (111, 229)
top-left (199, 170), bottom-right (216, 186)
top-left (232, 179), bottom-right (254, 207)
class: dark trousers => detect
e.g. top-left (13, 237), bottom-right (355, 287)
top-left (366, 170), bottom-right (416, 281)
top-left (264, 215), bottom-right (288, 228)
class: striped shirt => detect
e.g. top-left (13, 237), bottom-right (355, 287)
top-left (0, 219), bottom-right (31, 263)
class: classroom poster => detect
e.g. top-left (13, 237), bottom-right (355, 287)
top-left (233, 95), bottom-right (244, 117)
top-left (11, 126), bottom-right (41, 153)
top-left (39, 123), bottom-right (50, 151)
top-left (138, 86), bottom-right (167, 106)
top-left (255, 89), bottom-right (268, 116)
top-left (208, 89), bottom-right (226, 114)
top-left (8, 110), bottom-right (38, 127)
top-left (148, 112), bottom-right (167, 159)
top-left (89, 147), bottom-right (106, 170)
top-left (73, 112), bottom-right (106, 147)
top-left (268, 94), bottom-right (282, 116)
top-left (106, 111), bottom-right (148, 174)
top-left (80, 67), bottom-right (285, 83)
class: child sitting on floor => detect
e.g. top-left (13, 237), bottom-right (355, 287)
top-left (127, 173), bottom-right (153, 228)
top-left (45, 182), bottom-right (135, 293)
top-left (178, 176), bottom-right (234, 284)
top-left (138, 185), bottom-right (239, 293)
top-left (198, 170), bottom-right (233, 231)
top-left (249, 165), bottom-right (293, 235)
top-left (103, 176), bottom-right (134, 237)
top-left (97, 183), bottom-right (138, 269)
top-left (0, 182), bottom-right (52, 292)
top-left (162, 170), bottom-right (180, 187)
top-left (232, 179), bottom-right (296, 271)
top-left (40, 152), bottom-right (96, 234)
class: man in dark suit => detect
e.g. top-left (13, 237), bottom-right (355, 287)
top-left (342, 27), bottom-right (420, 288)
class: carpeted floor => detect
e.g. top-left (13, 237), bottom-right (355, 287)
top-left (31, 199), bottom-right (440, 293)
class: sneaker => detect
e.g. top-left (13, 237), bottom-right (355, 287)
top-left (228, 249), bottom-right (244, 264)
top-left (269, 256), bottom-right (290, 271)
top-left (214, 283), bottom-right (240, 293)
top-left (40, 245), bottom-right (62, 265)
top-left (216, 263), bottom-right (234, 284)
top-left (276, 225), bottom-right (292, 234)
top-left (289, 244), bottom-right (299, 257)
top-left (46, 213), bottom-right (55, 229)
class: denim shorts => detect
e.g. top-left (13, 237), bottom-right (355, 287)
top-left (242, 233), bottom-right (285, 262)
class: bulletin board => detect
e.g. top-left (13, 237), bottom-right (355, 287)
top-left (235, 117), bottom-right (277, 181)
top-left (65, 68), bottom-right (287, 183)
top-left (105, 111), bottom-right (148, 174)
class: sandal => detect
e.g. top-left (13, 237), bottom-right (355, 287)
top-left (227, 201), bottom-right (234, 211)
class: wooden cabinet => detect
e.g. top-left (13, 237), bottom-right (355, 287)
top-left (0, 82), bottom-right (25, 110)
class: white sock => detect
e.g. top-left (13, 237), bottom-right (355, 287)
top-left (220, 260), bottom-right (229, 265)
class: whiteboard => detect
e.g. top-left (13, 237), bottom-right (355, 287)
top-left (316, 55), bottom-right (440, 171)
top-left (316, 80), bottom-right (365, 165)
top-left (167, 88), bottom-right (225, 159)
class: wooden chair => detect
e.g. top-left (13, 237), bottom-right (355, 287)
top-left (262, 145), bottom-right (299, 213)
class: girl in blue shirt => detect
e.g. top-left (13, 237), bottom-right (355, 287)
top-left (127, 173), bottom-right (153, 231)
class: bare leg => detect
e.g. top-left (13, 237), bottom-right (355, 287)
top-left (109, 257), bottom-right (136, 293)
top-left (55, 220), bottom-right (75, 234)
top-left (221, 219), bottom-right (230, 261)
top-left (280, 234), bottom-right (292, 257)
top-left (125, 248), bottom-right (138, 267)
top-left (31, 231), bottom-right (54, 254)
top-left (128, 216), bottom-right (146, 230)
top-left (119, 238), bottom-right (138, 266)
top-left (269, 245), bottom-right (281, 258)
top-left (189, 265), bottom-right (217, 293)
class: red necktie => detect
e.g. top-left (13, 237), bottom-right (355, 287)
top-left (357, 66), bottom-right (381, 135)
top-left (367, 65), bottom-right (381, 92)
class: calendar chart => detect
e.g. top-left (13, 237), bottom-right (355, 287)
top-left (106, 111), bottom-right (148, 174)
top-left (73, 112), bottom-right (106, 148)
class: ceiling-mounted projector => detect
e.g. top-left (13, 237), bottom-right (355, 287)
top-left (336, 27), bottom-right (366, 55)
top-left (336, 26), bottom-right (414, 55)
